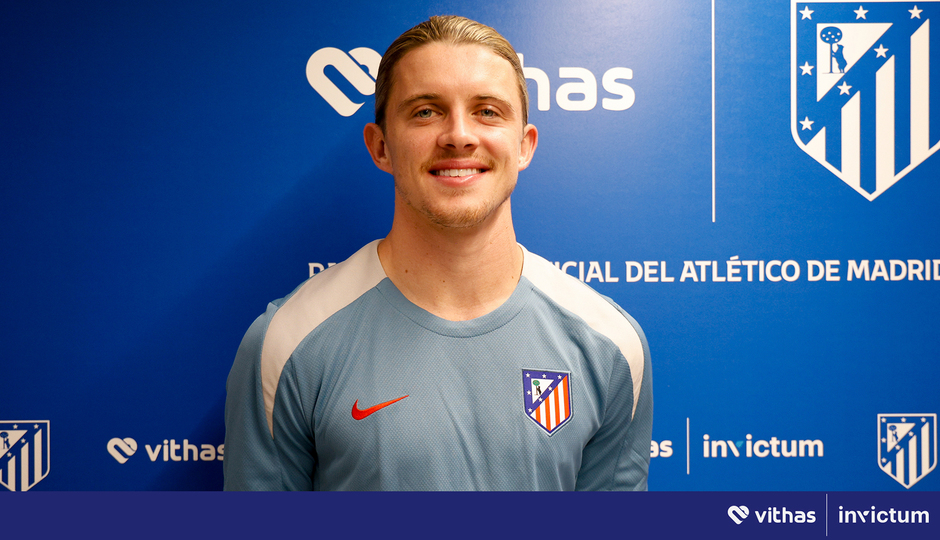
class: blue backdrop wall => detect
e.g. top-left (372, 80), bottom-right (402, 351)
top-left (2, 0), bottom-right (938, 491)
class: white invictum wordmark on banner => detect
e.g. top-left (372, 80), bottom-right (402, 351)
top-left (878, 413), bottom-right (937, 488)
top-left (791, 1), bottom-right (939, 200)
top-left (0, 421), bottom-right (50, 492)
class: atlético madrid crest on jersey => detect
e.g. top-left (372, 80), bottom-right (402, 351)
top-left (0, 421), bottom-right (51, 492)
top-left (791, 1), bottom-right (939, 200)
top-left (523, 369), bottom-right (572, 435)
top-left (878, 414), bottom-right (937, 488)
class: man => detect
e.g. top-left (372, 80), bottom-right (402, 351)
top-left (224, 15), bottom-right (651, 490)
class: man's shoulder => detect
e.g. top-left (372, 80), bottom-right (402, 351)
top-left (521, 248), bottom-right (635, 326)
top-left (520, 246), bottom-right (647, 358)
top-left (521, 246), bottom-right (650, 418)
top-left (275, 240), bottom-right (386, 310)
top-left (261, 240), bottom-right (386, 361)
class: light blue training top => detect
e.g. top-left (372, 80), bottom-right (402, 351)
top-left (224, 241), bottom-right (652, 490)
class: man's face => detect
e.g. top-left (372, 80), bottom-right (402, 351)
top-left (365, 42), bottom-right (537, 230)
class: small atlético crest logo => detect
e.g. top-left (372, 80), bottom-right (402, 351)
top-left (522, 369), bottom-right (572, 435)
top-left (878, 413), bottom-right (937, 488)
top-left (0, 421), bottom-right (51, 492)
top-left (791, 1), bottom-right (939, 200)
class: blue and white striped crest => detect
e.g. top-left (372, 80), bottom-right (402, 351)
top-left (878, 414), bottom-right (937, 488)
top-left (0, 421), bottom-right (50, 492)
top-left (791, 1), bottom-right (939, 200)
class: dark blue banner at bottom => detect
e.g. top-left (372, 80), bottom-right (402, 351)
top-left (0, 491), bottom-right (936, 539)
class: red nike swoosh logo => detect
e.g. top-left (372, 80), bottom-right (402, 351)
top-left (351, 395), bottom-right (409, 420)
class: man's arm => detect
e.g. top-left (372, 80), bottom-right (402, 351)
top-left (223, 304), bottom-right (316, 490)
top-left (575, 310), bottom-right (653, 491)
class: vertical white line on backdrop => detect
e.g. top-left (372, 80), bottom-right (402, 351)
top-left (712, 0), bottom-right (717, 223)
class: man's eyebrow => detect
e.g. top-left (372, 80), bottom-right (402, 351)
top-left (475, 95), bottom-right (517, 116)
top-left (397, 94), bottom-right (441, 113)
top-left (396, 93), bottom-right (517, 116)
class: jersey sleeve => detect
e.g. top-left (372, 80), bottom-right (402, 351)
top-left (575, 307), bottom-right (652, 491)
top-left (223, 303), bottom-right (316, 490)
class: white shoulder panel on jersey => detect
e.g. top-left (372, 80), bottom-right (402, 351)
top-left (520, 245), bottom-right (646, 417)
top-left (260, 240), bottom-right (386, 436)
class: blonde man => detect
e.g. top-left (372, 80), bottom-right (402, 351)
top-left (224, 16), bottom-right (651, 491)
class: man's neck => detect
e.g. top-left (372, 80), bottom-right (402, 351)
top-left (377, 203), bottom-right (523, 322)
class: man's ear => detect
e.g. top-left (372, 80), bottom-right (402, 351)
top-left (363, 123), bottom-right (393, 174)
top-left (517, 123), bottom-right (539, 171)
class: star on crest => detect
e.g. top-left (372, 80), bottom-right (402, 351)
top-left (800, 6), bottom-right (814, 19)
top-left (800, 61), bottom-right (815, 75)
top-left (910, 6), bottom-right (923, 18)
top-left (800, 116), bottom-right (814, 130)
top-left (855, 5), bottom-right (868, 19)
top-left (838, 81), bottom-right (852, 95)
top-left (874, 44), bottom-right (888, 58)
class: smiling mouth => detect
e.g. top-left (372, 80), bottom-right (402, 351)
top-left (431, 168), bottom-right (485, 177)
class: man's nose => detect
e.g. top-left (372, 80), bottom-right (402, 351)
top-left (438, 114), bottom-right (479, 150)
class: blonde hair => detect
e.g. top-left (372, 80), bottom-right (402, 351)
top-left (374, 15), bottom-right (529, 128)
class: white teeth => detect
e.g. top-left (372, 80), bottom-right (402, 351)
top-left (434, 168), bottom-right (483, 177)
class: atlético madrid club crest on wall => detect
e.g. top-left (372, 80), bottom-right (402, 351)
top-left (878, 414), bottom-right (937, 488)
top-left (791, 1), bottom-right (939, 200)
top-left (0, 421), bottom-right (50, 492)
top-left (523, 369), bottom-right (572, 435)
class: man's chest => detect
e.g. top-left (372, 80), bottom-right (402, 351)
top-left (292, 320), bottom-right (611, 489)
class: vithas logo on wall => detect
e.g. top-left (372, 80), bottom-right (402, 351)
top-left (306, 47), bottom-right (637, 117)
top-left (878, 414), bottom-right (936, 488)
top-left (791, 1), bottom-right (938, 200)
top-left (306, 47), bottom-right (382, 117)
top-left (0, 421), bottom-right (50, 492)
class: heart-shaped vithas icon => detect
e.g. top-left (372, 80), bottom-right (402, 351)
top-left (107, 437), bottom-right (138, 464)
top-left (727, 505), bottom-right (749, 525)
